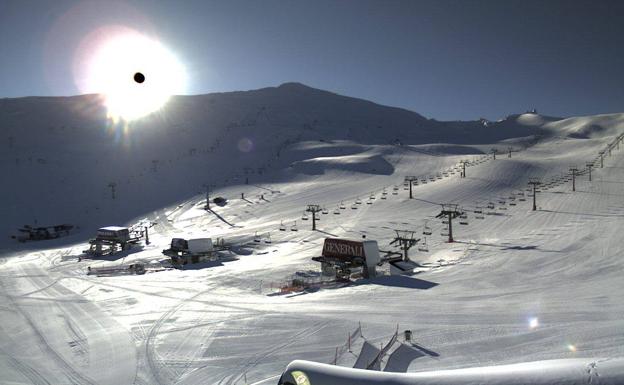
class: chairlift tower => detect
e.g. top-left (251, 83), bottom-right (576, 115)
top-left (390, 230), bottom-right (420, 261)
top-left (586, 163), bottom-right (593, 182)
top-left (459, 160), bottom-right (468, 178)
top-left (570, 167), bottom-right (578, 192)
top-left (528, 178), bottom-right (541, 211)
top-left (436, 203), bottom-right (463, 243)
top-left (305, 204), bottom-right (322, 230)
top-left (599, 151), bottom-right (604, 168)
top-left (404, 176), bottom-right (418, 199)
top-left (491, 148), bottom-right (498, 160)
top-left (508, 146), bottom-right (513, 158)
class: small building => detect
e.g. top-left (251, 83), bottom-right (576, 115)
top-left (313, 238), bottom-right (380, 280)
top-left (163, 237), bottom-right (215, 265)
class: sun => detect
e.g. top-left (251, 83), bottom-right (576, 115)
top-left (85, 29), bottom-right (186, 122)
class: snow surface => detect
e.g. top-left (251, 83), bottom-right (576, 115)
top-left (1, 84), bottom-right (623, 384)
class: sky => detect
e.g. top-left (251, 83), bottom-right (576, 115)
top-left (1, 0), bottom-right (623, 121)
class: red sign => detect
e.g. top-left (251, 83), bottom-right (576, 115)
top-left (322, 238), bottom-right (364, 260)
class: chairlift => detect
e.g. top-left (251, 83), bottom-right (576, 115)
top-left (441, 220), bottom-right (449, 224)
top-left (382, 189), bottom-right (388, 196)
top-left (254, 232), bottom-right (261, 243)
top-left (474, 206), bottom-right (483, 214)
top-left (459, 220), bottom-right (468, 225)
top-left (393, 185), bottom-right (399, 191)
top-left (333, 207), bottom-right (341, 215)
top-left (475, 215), bottom-right (485, 219)
top-left (423, 222), bottom-right (432, 235)
top-left (291, 221), bottom-right (298, 232)
top-left (264, 233), bottom-right (272, 244)
top-left (519, 197), bottom-right (527, 201)
top-left (279, 221), bottom-right (286, 231)
top-left (421, 179), bottom-right (427, 184)
top-left (499, 206), bottom-right (507, 210)
top-left (459, 214), bottom-right (468, 219)
top-left (369, 194), bottom-right (376, 200)
top-left (355, 198), bottom-right (362, 205)
top-left (487, 202), bottom-right (495, 209)
top-left (417, 238), bottom-right (429, 252)
top-left (381, 194), bottom-right (387, 200)
top-left (340, 201), bottom-right (346, 209)
top-left (322, 207), bottom-right (329, 215)
top-left (509, 202), bottom-right (517, 206)
top-left (301, 212), bottom-right (309, 221)
top-left (351, 204), bottom-right (358, 210)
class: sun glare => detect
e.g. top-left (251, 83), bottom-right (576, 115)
top-left (86, 29), bottom-right (186, 122)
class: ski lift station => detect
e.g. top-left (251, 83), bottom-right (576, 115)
top-left (312, 238), bottom-right (380, 280)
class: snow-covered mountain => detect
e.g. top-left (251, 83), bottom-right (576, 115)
top-left (1, 84), bottom-right (624, 385)
top-left (3, 82), bottom-right (618, 247)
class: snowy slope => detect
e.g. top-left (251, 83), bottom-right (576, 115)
top-left (0, 83), bottom-right (551, 248)
top-left (1, 84), bottom-right (624, 385)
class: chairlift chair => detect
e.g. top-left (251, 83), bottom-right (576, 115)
top-left (301, 212), bottom-right (309, 221)
top-left (254, 232), bottom-right (261, 243)
top-left (322, 207), bottom-right (329, 214)
top-left (423, 222), bottom-right (432, 235)
top-left (291, 221), bottom-right (298, 232)
top-left (340, 202), bottom-right (346, 209)
top-left (279, 221), bottom-right (286, 231)
top-left (264, 233), bottom-right (272, 244)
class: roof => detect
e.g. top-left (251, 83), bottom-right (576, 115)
top-left (390, 260), bottom-right (419, 271)
top-left (98, 226), bottom-right (128, 231)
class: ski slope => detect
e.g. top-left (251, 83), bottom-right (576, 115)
top-left (1, 84), bottom-right (624, 384)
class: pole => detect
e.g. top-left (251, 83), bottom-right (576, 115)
top-left (409, 181), bottom-right (413, 199)
top-left (448, 212), bottom-right (453, 243)
top-left (532, 184), bottom-right (537, 211)
top-left (312, 211), bottom-right (317, 231)
top-left (144, 226), bottom-right (150, 245)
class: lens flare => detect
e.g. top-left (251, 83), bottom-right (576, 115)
top-left (528, 317), bottom-right (539, 329)
top-left (567, 344), bottom-right (577, 352)
top-left (79, 27), bottom-right (186, 122)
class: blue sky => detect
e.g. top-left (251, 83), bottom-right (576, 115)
top-left (1, 0), bottom-right (623, 120)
